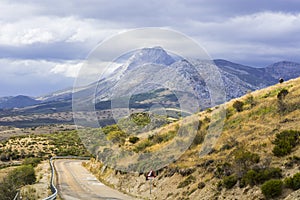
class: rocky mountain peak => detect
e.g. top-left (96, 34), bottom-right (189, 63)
top-left (125, 46), bottom-right (175, 71)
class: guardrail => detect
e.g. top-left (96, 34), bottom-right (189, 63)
top-left (43, 156), bottom-right (90, 200)
top-left (13, 191), bottom-right (19, 200)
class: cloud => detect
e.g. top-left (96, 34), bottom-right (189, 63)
top-left (185, 11), bottom-right (300, 65)
top-left (51, 61), bottom-right (82, 78)
top-left (1, 1), bottom-right (300, 96)
top-left (0, 58), bottom-right (75, 96)
top-left (0, 16), bottom-right (123, 46)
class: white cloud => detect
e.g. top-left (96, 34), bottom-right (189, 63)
top-left (0, 16), bottom-right (124, 46)
top-left (187, 11), bottom-right (300, 41)
top-left (184, 11), bottom-right (300, 64)
top-left (0, 58), bottom-right (76, 96)
top-left (51, 61), bottom-right (82, 78)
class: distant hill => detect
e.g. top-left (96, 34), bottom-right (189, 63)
top-left (0, 95), bottom-right (40, 109)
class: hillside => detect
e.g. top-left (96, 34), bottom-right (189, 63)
top-left (83, 76), bottom-right (300, 199)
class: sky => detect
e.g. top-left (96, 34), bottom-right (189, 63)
top-left (1, 0), bottom-right (300, 97)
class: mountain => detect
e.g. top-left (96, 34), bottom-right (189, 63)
top-left (36, 49), bottom-right (300, 108)
top-left (1, 47), bottom-right (300, 126)
top-left (0, 95), bottom-right (40, 109)
top-left (266, 61), bottom-right (300, 80)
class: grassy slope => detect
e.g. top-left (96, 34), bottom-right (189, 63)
top-left (85, 77), bottom-right (300, 200)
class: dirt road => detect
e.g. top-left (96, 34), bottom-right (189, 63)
top-left (54, 159), bottom-right (134, 200)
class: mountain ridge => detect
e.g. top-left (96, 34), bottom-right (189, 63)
top-left (1, 47), bottom-right (300, 113)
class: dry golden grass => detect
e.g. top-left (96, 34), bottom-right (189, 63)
top-left (84, 77), bottom-right (300, 200)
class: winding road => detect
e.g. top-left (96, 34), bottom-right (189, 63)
top-left (54, 159), bottom-right (134, 200)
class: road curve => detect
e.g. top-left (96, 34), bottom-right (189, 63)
top-left (54, 159), bottom-right (134, 200)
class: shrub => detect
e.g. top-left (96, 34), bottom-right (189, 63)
top-left (198, 182), bottom-right (206, 189)
top-left (272, 142), bottom-right (292, 157)
top-left (191, 131), bottom-right (205, 146)
top-left (261, 168), bottom-right (282, 181)
top-left (233, 100), bottom-right (244, 112)
top-left (233, 148), bottom-right (260, 175)
top-left (222, 175), bottom-right (238, 189)
top-left (245, 94), bottom-right (256, 108)
top-left (22, 157), bottom-right (42, 167)
top-left (261, 179), bottom-right (283, 199)
top-left (148, 131), bottom-right (176, 144)
top-left (130, 112), bottom-right (151, 127)
top-left (134, 139), bottom-right (152, 152)
top-left (291, 173), bottom-right (300, 190)
top-left (8, 165), bottom-right (36, 186)
top-left (242, 168), bottom-right (282, 186)
top-left (128, 136), bottom-right (139, 144)
top-left (242, 169), bottom-right (257, 186)
top-left (284, 172), bottom-right (300, 190)
top-left (177, 175), bottom-right (196, 188)
top-left (0, 165), bottom-right (36, 199)
top-left (284, 177), bottom-right (293, 189)
top-left (272, 130), bottom-right (300, 157)
top-left (277, 89), bottom-right (288, 100)
top-left (106, 130), bottom-right (127, 144)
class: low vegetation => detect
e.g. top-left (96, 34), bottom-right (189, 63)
top-left (82, 77), bottom-right (300, 200)
top-left (272, 130), bottom-right (300, 157)
top-left (177, 175), bottom-right (196, 188)
top-left (261, 179), bottom-right (283, 199)
top-left (0, 130), bottom-right (90, 164)
top-left (284, 172), bottom-right (300, 191)
top-left (0, 129), bottom-right (91, 199)
top-left (0, 165), bottom-right (36, 200)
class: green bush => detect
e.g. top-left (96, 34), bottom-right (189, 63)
top-left (8, 165), bottom-right (36, 186)
top-left (128, 136), bottom-right (139, 144)
top-left (233, 100), bottom-right (244, 112)
top-left (106, 130), bottom-right (127, 144)
top-left (223, 175), bottom-right (238, 189)
top-left (242, 169), bottom-right (257, 186)
top-left (22, 157), bottom-right (42, 167)
top-left (242, 168), bottom-right (282, 186)
top-left (0, 165), bottom-right (36, 199)
top-left (272, 130), bottom-right (300, 157)
top-left (130, 112), bottom-right (151, 126)
top-left (291, 173), bottom-right (300, 190)
top-left (284, 172), bottom-right (300, 190)
top-left (261, 179), bottom-right (283, 199)
top-left (134, 139), bottom-right (152, 152)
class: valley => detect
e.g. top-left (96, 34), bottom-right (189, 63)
top-left (0, 47), bottom-right (300, 199)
